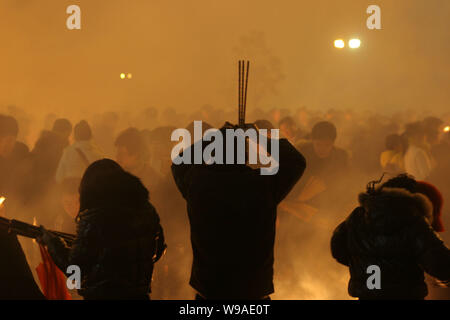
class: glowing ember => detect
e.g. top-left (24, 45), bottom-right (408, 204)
top-left (32, 217), bottom-right (37, 243)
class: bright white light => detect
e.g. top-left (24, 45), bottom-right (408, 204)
top-left (349, 39), bottom-right (361, 49)
top-left (334, 39), bottom-right (345, 49)
top-left (120, 73), bottom-right (126, 79)
top-left (444, 126), bottom-right (450, 133)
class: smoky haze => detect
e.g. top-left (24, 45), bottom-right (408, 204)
top-left (0, 0), bottom-right (449, 116)
top-left (1, 0), bottom-right (450, 301)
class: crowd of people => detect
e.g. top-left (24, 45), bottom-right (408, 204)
top-left (0, 103), bottom-right (449, 300)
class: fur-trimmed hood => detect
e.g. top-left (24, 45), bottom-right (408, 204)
top-left (357, 187), bottom-right (433, 234)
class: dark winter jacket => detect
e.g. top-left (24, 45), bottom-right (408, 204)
top-left (47, 203), bottom-right (165, 299)
top-left (172, 138), bottom-right (306, 299)
top-left (331, 187), bottom-right (450, 299)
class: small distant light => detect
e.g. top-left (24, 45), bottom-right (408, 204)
top-left (127, 73), bottom-right (132, 79)
top-left (120, 73), bottom-right (126, 79)
top-left (444, 126), bottom-right (450, 133)
top-left (334, 39), bottom-right (345, 49)
top-left (349, 39), bottom-right (361, 49)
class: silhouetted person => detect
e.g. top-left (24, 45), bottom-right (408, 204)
top-left (422, 116), bottom-right (444, 150)
top-left (17, 129), bottom-right (68, 225)
top-left (92, 111), bottom-right (119, 158)
top-left (0, 229), bottom-right (45, 300)
top-left (172, 123), bottom-right (306, 299)
top-left (331, 174), bottom-right (450, 300)
top-left (429, 130), bottom-right (450, 194)
top-left (56, 120), bottom-right (103, 183)
top-left (288, 121), bottom-right (349, 214)
top-left (54, 177), bottom-right (81, 234)
top-left (11, 141), bottom-right (30, 162)
top-left (0, 115), bottom-right (32, 221)
top-left (297, 121), bottom-right (348, 187)
top-left (115, 127), bottom-right (160, 192)
top-left (18, 122), bottom-right (73, 225)
top-left (52, 118), bottom-right (72, 148)
top-left (279, 116), bottom-right (301, 143)
top-left (39, 159), bottom-right (166, 300)
top-left (404, 122), bottom-right (434, 180)
top-left (147, 125), bottom-right (189, 299)
top-left (0, 115), bottom-right (21, 195)
top-left (380, 133), bottom-right (408, 173)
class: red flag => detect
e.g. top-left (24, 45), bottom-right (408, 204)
top-left (36, 244), bottom-right (72, 300)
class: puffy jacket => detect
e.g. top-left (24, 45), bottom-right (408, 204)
top-left (47, 202), bottom-right (165, 299)
top-left (331, 187), bottom-right (450, 299)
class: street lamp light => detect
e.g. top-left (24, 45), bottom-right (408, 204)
top-left (349, 39), bottom-right (361, 49)
top-left (334, 39), bottom-right (345, 49)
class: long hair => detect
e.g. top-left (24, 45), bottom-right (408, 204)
top-left (79, 159), bottom-right (149, 212)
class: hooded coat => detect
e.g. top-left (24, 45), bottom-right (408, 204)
top-left (331, 187), bottom-right (450, 299)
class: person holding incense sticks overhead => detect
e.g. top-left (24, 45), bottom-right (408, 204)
top-left (172, 123), bottom-right (306, 299)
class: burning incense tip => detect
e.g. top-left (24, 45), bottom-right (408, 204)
top-left (32, 217), bottom-right (37, 243)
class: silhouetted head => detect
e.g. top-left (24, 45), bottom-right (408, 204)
top-left (115, 127), bottom-right (149, 170)
top-left (311, 121), bottom-right (337, 159)
top-left (52, 118), bottom-right (72, 140)
top-left (385, 134), bottom-right (407, 154)
top-left (79, 159), bottom-right (149, 212)
top-left (422, 116), bottom-right (444, 146)
top-left (279, 116), bottom-right (297, 141)
top-left (74, 120), bottom-right (92, 142)
top-left (0, 115), bottom-right (19, 158)
top-left (404, 121), bottom-right (426, 146)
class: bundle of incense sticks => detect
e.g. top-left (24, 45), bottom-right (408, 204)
top-left (0, 216), bottom-right (76, 246)
top-left (238, 60), bottom-right (250, 127)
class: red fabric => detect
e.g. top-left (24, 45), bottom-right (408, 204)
top-left (36, 244), bottom-right (72, 300)
top-left (416, 181), bottom-right (445, 232)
